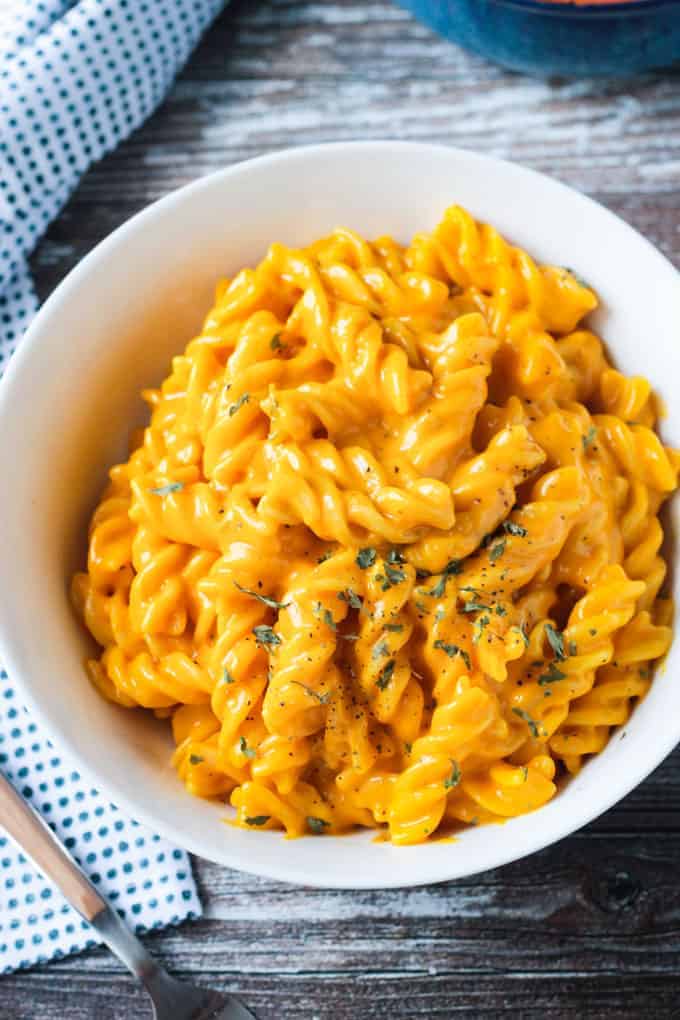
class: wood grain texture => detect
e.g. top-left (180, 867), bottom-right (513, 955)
top-left (5, 1), bottom-right (680, 1017)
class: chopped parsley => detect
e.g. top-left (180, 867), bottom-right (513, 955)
top-left (503, 521), bottom-right (527, 537)
top-left (387, 548), bottom-right (406, 565)
top-left (235, 582), bottom-right (289, 611)
top-left (544, 623), bottom-right (566, 661)
top-left (239, 736), bottom-right (257, 760)
top-left (307, 816), bottom-right (330, 835)
top-left (313, 603), bottom-right (337, 630)
top-left (495, 604), bottom-right (507, 617)
top-left (512, 707), bottom-right (541, 739)
top-left (538, 662), bottom-right (567, 686)
top-left (228, 392), bottom-right (250, 417)
top-left (433, 640), bottom-right (471, 669)
top-left (270, 333), bottom-right (284, 350)
top-left (384, 622), bottom-right (404, 632)
top-left (222, 668), bottom-right (236, 685)
top-left (189, 754), bottom-right (204, 765)
top-left (489, 538), bottom-right (506, 562)
top-left (338, 588), bottom-right (362, 610)
top-left (290, 680), bottom-right (331, 705)
top-left (520, 766), bottom-right (529, 782)
top-left (376, 659), bottom-right (396, 690)
top-left (245, 815), bottom-right (269, 826)
top-left (582, 425), bottom-right (597, 451)
top-left (252, 625), bottom-right (281, 649)
top-left (444, 759), bottom-right (461, 789)
top-left (461, 600), bottom-right (490, 614)
top-left (472, 615), bottom-right (490, 645)
top-left (149, 481), bottom-right (184, 496)
top-left (516, 625), bottom-right (529, 648)
top-left (425, 559), bottom-right (463, 598)
top-left (377, 561), bottom-right (407, 589)
top-left (356, 547), bottom-right (377, 569)
top-left (372, 640), bottom-right (390, 660)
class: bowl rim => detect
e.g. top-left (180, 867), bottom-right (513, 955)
top-left (488, 0), bottom-right (678, 12)
top-left (0, 140), bottom-right (679, 889)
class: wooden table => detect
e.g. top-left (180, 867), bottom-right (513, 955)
top-left (5, 2), bottom-right (680, 1016)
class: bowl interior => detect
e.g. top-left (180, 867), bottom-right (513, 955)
top-left (0, 142), bottom-right (679, 888)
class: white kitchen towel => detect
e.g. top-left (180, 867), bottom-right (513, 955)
top-left (0, 0), bottom-right (226, 974)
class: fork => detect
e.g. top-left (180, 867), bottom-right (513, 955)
top-left (0, 770), bottom-right (256, 1020)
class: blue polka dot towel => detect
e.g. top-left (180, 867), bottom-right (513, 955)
top-left (0, 0), bottom-right (226, 975)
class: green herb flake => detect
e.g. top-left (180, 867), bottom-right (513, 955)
top-left (317, 549), bottom-right (333, 564)
top-left (235, 581), bottom-right (289, 611)
top-left (356, 547), bottom-right (377, 569)
top-left (245, 815), bottom-right (270, 826)
top-left (386, 548), bottom-right (406, 565)
top-left (517, 625), bottom-right (529, 648)
top-left (569, 640), bottom-right (578, 656)
top-left (520, 766), bottom-right (529, 782)
top-left (338, 588), bottom-right (363, 610)
top-left (239, 736), bottom-right (257, 760)
top-left (228, 392), bottom-right (250, 417)
top-left (433, 640), bottom-right (471, 669)
top-left (544, 623), bottom-right (566, 661)
top-left (444, 759), bottom-right (461, 789)
top-left (372, 640), bottom-right (390, 660)
top-left (189, 754), bottom-right (204, 765)
top-left (384, 622), bottom-right (404, 632)
top-left (380, 562), bottom-right (407, 589)
top-left (307, 816), bottom-right (330, 835)
top-left (313, 602), bottom-right (337, 631)
top-left (512, 707), bottom-right (541, 739)
top-left (582, 425), bottom-right (597, 451)
top-left (489, 538), bottom-right (506, 563)
top-left (376, 659), bottom-right (396, 690)
top-left (495, 604), bottom-right (507, 617)
top-left (290, 680), bottom-right (332, 705)
top-left (472, 615), bottom-right (490, 645)
top-left (424, 559), bottom-right (463, 598)
top-left (503, 521), bottom-right (528, 537)
top-left (149, 481), bottom-right (184, 496)
top-left (461, 600), bottom-right (490, 614)
top-left (222, 668), bottom-right (236, 685)
top-left (270, 333), bottom-right (285, 351)
top-left (252, 625), bottom-right (281, 649)
top-left (538, 662), bottom-right (567, 686)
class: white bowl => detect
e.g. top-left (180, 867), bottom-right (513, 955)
top-left (0, 142), bottom-right (678, 889)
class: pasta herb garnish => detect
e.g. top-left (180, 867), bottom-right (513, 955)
top-left (222, 668), bottom-right (236, 685)
top-left (489, 539), bottom-right (506, 562)
top-left (149, 482), bottom-right (184, 496)
top-left (544, 623), bottom-right (566, 661)
top-left (502, 521), bottom-right (528, 537)
top-left (356, 547), bottom-right (377, 569)
top-left (189, 754), bottom-right (204, 765)
top-left (495, 604), bottom-right (507, 616)
top-left (461, 599), bottom-right (490, 614)
top-left (512, 707), bottom-right (542, 739)
top-left (582, 425), bottom-right (597, 451)
top-left (425, 559), bottom-right (463, 598)
top-left (384, 622), bottom-right (404, 632)
top-left (239, 736), bottom-right (257, 760)
top-left (472, 615), bottom-right (490, 645)
top-left (307, 816), bottom-right (330, 835)
top-left (538, 662), bottom-right (567, 686)
top-left (376, 659), bottom-right (396, 690)
top-left (234, 582), bottom-right (290, 611)
top-left (517, 625), bottom-right (530, 648)
top-left (433, 640), bottom-right (471, 669)
top-left (313, 602), bottom-right (336, 631)
top-left (270, 333), bottom-right (285, 351)
top-left (444, 760), bottom-right (461, 789)
top-left (520, 766), bottom-right (529, 782)
top-left (372, 640), bottom-right (390, 659)
top-left (252, 625), bottom-right (281, 649)
top-left (228, 392), bottom-right (250, 417)
top-left (245, 815), bottom-right (270, 826)
top-left (317, 549), bottom-right (333, 564)
top-left (569, 640), bottom-right (578, 656)
top-left (290, 680), bottom-right (331, 705)
top-left (338, 588), bottom-right (363, 609)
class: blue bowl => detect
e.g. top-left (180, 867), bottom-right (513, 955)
top-left (397, 0), bottom-right (680, 75)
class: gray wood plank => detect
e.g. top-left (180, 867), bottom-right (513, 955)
top-left (5, 0), bottom-right (680, 1017)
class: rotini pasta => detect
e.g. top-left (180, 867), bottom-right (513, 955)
top-left (72, 205), bottom-right (678, 844)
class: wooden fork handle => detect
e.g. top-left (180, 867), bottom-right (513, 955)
top-left (0, 769), bottom-right (106, 921)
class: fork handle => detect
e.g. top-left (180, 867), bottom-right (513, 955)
top-left (0, 768), bottom-right (106, 920)
top-left (0, 770), bottom-right (161, 982)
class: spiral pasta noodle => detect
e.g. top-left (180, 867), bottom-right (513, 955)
top-left (73, 206), bottom-right (678, 845)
